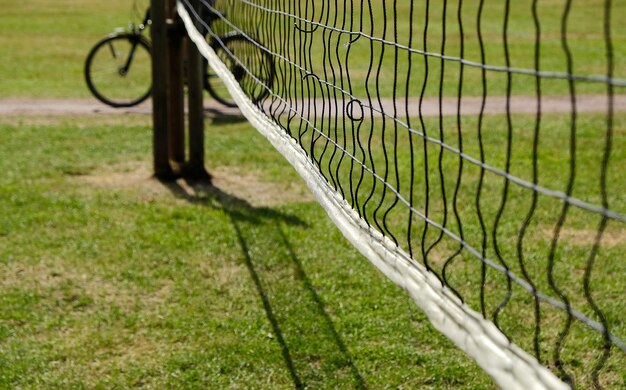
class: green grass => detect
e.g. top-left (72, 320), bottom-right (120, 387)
top-left (289, 109), bottom-right (626, 388)
top-left (0, 0), bottom-right (146, 98)
top-left (217, 0), bottom-right (626, 98)
top-left (1, 112), bottom-right (623, 387)
top-left (3, 0), bottom-right (625, 98)
top-left (2, 0), bottom-right (625, 388)
top-left (0, 115), bottom-right (494, 388)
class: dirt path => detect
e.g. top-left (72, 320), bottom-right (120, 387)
top-left (0, 98), bottom-right (241, 117)
top-left (1, 95), bottom-right (624, 117)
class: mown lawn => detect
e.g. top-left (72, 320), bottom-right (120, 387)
top-left (0, 115), bottom-right (494, 388)
top-left (0, 0), bottom-right (495, 387)
top-left (298, 110), bottom-right (626, 389)
top-left (3, 0), bottom-right (625, 99)
top-left (216, 0), bottom-right (626, 98)
top-left (0, 0), bottom-right (147, 98)
top-left (2, 0), bottom-right (625, 388)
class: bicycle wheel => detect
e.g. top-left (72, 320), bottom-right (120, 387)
top-left (85, 34), bottom-right (152, 108)
top-left (205, 34), bottom-right (274, 108)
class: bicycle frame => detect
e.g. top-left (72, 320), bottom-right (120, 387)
top-left (118, 9), bottom-right (151, 76)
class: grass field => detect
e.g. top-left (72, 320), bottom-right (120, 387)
top-left (2, 0), bottom-right (625, 388)
top-left (215, 0), bottom-right (626, 387)
top-left (0, 0), bottom-right (495, 388)
top-left (293, 111), bottom-right (626, 388)
top-left (0, 114), bottom-right (495, 388)
top-left (216, 0), bottom-right (626, 98)
top-left (4, 0), bottom-right (625, 99)
top-left (0, 0), bottom-right (144, 98)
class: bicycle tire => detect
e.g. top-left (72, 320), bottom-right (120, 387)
top-left (204, 34), bottom-right (275, 108)
top-left (85, 33), bottom-right (152, 108)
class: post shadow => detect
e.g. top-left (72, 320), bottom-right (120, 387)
top-left (158, 178), bottom-right (366, 388)
top-left (228, 211), bottom-right (304, 389)
top-left (275, 226), bottom-right (367, 389)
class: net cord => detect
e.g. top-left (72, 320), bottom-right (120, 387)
top-left (178, 3), bottom-right (569, 389)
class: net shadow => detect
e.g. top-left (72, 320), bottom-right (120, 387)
top-left (158, 178), bottom-right (367, 388)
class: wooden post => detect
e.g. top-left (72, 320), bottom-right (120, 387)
top-left (186, 0), bottom-right (208, 181)
top-left (166, 0), bottom-right (186, 168)
top-left (150, 0), bottom-right (173, 179)
top-left (151, 0), bottom-right (208, 182)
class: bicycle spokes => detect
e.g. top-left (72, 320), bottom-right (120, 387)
top-left (106, 41), bottom-right (118, 59)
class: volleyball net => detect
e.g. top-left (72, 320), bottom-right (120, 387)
top-left (176, 0), bottom-right (625, 388)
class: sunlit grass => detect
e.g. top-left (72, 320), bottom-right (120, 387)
top-left (0, 115), bottom-right (494, 388)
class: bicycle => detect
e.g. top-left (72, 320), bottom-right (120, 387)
top-left (84, 5), bottom-right (274, 108)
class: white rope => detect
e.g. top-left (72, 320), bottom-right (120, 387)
top-left (177, 3), bottom-right (569, 389)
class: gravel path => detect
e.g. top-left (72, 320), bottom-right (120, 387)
top-left (1, 95), bottom-right (624, 117)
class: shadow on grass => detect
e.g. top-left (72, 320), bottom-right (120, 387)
top-left (159, 178), bottom-right (367, 389)
top-left (203, 107), bottom-right (248, 124)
